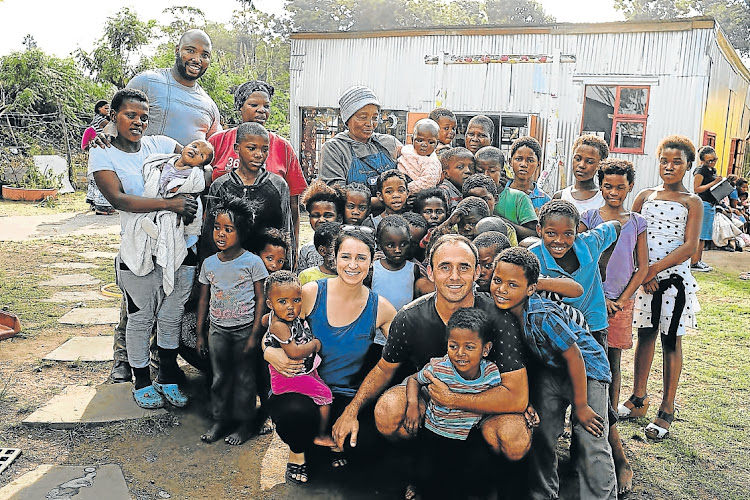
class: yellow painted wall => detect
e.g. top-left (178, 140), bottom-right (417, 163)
top-left (701, 35), bottom-right (750, 175)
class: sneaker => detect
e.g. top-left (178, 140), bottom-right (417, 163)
top-left (691, 261), bottom-right (712, 272)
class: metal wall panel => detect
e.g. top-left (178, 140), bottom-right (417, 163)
top-left (290, 25), bottom-right (747, 202)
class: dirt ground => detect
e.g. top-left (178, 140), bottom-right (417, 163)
top-left (1, 208), bottom-right (748, 499)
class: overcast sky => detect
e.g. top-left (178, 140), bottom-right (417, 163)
top-left (0, 0), bottom-right (624, 58)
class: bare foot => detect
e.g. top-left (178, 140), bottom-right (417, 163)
top-left (313, 435), bottom-right (336, 447)
top-left (616, 460), bottom-right (634, 495)
top-left (257, 417), bottom-right (275, 436)
top-left (225, 423), bottom-right (252, 445)
top-left (404, 483), bottom-right (419, 500)
top-left (201, 422), bottom-right (228, 443)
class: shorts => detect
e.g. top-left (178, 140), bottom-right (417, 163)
top-left (700, 201), bottom-right (716, 241)
top-left (607, 298), bottom-right (634, 350)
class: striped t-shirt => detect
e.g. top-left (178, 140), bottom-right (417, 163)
top-left (416, 355), bottom-right (501, 440)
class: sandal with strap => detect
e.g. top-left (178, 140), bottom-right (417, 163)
top-left (645, 410), bottom-right (674, 440)
top-left (132, 385), bottom-right (165, 409)
top-left (152, 381), bottom-right (188, 408)
top-left (617, 394), bottom-right (649, 419)
top-left (286, 462), bottom-right (308, 484)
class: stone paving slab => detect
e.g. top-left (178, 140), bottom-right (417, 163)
top-left (23, 383), bottom-right (166, 428)
top-left (39, 274), bottom-right (101, 287)
top-left (43, 336), bottom-right (113, 362)
top-left (43, 291), bottom-right (112, 303)
top-left (44, 262), bottom-right (98, 270)
top-left (0, 464), bottom-right (129, 500)
top-left (58, 308), bottom-right (119, 325)
top-left (78, 251), bottom-right (118, 260)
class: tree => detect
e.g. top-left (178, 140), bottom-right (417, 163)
top-left (76, 7), bottom-right (158, 89)
top-left (0, 49), bottom-right (108, 118)
top-left (614, 0), bottom-right (750, 56)
top-left (286, 0), bottom-right (554, 31)
top-left (22, 34), bottom-right (37, 51)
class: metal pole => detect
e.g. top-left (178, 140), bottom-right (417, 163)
top-left (541, 48), bottom-right (561, 192)
top-left (57, 99), bottom-right (73, 184)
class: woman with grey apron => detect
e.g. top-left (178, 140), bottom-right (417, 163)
top-left (318, 85), bottom-right (401, 200)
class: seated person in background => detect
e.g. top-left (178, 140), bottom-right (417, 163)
top-left (297, 180), bottom-right (344, 273)
top-left (429, 107), bottom-right (457, 153)
top-left (464, 115), bottom-right (494, 155)
top-left (299, 222), bottom-right (341, 286)
top-left (398, 119), bottom-right (442, 193)
top-left (490, 247), bottom-right (617, 500)
top-left (438, 147), bottom-right (475, 213)
top-left (405, 307), bottom-right (502, 499)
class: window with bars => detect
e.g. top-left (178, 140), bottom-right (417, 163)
top-left (581, 85), bottom-right (650, 154)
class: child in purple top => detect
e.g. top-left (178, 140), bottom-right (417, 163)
top-left (580, 159), bottom-right (649, 407)
top-left (580, 159), bottom-right (647, 494)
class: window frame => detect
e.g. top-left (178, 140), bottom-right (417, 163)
top-left (581, 84), bottom-right (650, 155)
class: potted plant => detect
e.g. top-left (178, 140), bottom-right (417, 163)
top-left (0, 149), bottom-right (62, 201)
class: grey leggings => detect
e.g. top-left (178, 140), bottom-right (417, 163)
top-left (117, 259), bottom-right (195, 369)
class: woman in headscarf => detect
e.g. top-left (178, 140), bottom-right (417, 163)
top-left (209, 80), bottom-right (307, 248)
top-left (318, 86), bottom-right (401, 200)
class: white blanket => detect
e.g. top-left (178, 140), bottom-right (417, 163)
top-left (119, 153), bottom-right (205, 295)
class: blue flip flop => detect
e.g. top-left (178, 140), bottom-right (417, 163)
top-left (132, 385), bottom-right (165, 409)
top-left (152, 381), bottom-right (188, 408)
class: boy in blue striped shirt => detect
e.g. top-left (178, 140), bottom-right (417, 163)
top-left (404, 307), bottom-right (501, 498)
top-left (491, 247), bottom-right (616, 500)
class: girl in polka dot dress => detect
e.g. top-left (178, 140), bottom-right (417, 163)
top-left (621, 135), bottom-right (703, 440)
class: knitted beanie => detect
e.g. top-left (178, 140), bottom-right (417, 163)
top-left (339, 85), bottom-right (380, 125)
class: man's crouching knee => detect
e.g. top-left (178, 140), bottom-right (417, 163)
top-left (374, 386), bottom-right (426, 439)
top-left (481, 413), bottom-right (532, 461)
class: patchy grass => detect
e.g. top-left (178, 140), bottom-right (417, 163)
top-left (0, 191), bottom-right (89, 216)
top-left (616, 269), bottom-right (750, 499)
top-left (0, 236), bottom-right (117, 337)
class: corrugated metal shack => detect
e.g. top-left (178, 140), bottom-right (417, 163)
top-left (290, 17), bottom-right (750, 197)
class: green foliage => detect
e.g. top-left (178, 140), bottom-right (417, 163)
top-left (614, 0), bottom-right (750, 56)
top-left (286, 0), bottom-right (554, 31)
top-left (76, 7), bottom-right (158, 89)
top-left (0, 49), bottom-right (109, 119)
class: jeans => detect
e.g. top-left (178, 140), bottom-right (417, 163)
top-left (529, 370), bottom-right (616, 500)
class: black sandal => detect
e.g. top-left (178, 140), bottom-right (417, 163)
top-left (286, 462), bottom-right (308, 484)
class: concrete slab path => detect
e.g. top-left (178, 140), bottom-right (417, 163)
top-left (43, 262), bottom-right (98, 270)
top-left (78, 251), bottom-right (118, 260)
top-left (23, 383), bottom-right (166, 429)
top-left (0, 464), bottom-right (129, 500)
top-left (58, 308), bottom-right (119, 325)
top-left (43, 291), bottom-right (112, 303)
top-left (43, 336), bottom-right (113, 362)
top-left (39, 274), bottom-right (101, 287)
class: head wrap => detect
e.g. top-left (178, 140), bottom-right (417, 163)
top-left (234, 81), bottom-right (275, 111)
top-left (339, 85), bottom-right (380, 125)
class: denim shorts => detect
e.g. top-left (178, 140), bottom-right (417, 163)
top-left (700, 201), bottom-right (715, 241)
